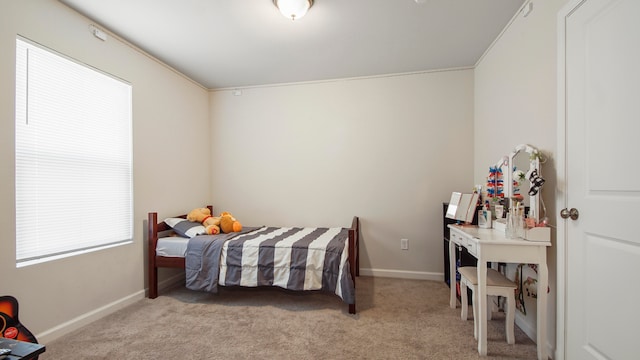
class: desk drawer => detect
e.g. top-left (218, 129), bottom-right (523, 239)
top-left (450, 231), bottom-right (465, 246)
top-left (466, 239), bottom-right (477, 256)
top-left (451, 230), bottom-right (477, 256)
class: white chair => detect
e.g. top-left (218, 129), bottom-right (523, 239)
top-left (458, 266), bottom-right (516, 345)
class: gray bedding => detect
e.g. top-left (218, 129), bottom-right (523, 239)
top-left (184, 226), bottom-right (355, 304)
top-left (185, 228), bottom-right (256, 293)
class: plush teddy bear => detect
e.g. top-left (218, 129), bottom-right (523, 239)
top-left (187, 207), bottom-right (221, 235)
top-left (219, 211), bottom-right (242, 233)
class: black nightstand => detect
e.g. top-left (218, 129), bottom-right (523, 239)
top-left (442, 202), bottom-right (478, 304)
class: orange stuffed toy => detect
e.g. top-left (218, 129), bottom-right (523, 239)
top-left (219, 211), bottom-right (242, 233)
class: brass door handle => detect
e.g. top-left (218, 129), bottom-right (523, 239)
top-left (560, 208), bottom-right (579, 220)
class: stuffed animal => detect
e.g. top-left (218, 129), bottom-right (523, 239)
top-left (219, 211), bottom-right (242, 233)
top-left (187, 207), bottom-right (221, 235)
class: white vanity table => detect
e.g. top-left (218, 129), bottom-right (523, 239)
top-left (448, 224), bottom-right (551, 360)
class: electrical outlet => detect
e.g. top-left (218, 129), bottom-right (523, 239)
top-left (401, 238), bottom-right (409, 250)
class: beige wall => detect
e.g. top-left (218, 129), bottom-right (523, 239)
top-left (210, 70), bottom-right (474, 278)
top-left (474, 0), bottom-right (570, 354)
top-left (0, 0), bottom-right (210, 342)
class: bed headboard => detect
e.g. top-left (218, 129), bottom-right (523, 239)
top-left (148, 205), bottom-right (214, 246)
top-left (147, 205), bottom-right (213, 299)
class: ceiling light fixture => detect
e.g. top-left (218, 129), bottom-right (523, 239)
top-left (273, 0), bottom-right (314, 21)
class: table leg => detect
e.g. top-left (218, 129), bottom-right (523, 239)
top-left (537, 260), bottom-right (548, 360)
top-left (449, 239), bottom-right (457, 308)
top-left (477, 261), bottom-right (488, 356)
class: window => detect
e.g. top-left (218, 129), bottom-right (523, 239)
top-left (15, 37), bottom-right (133, 267)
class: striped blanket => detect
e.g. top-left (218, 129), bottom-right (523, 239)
top-left (185, 226), bottom-right (355, 305)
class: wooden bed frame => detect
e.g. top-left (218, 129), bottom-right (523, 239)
top-left (147, 206), bottom-right (360, 314)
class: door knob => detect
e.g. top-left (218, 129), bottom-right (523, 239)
top-left (560, 208), bottom-right (579, 220)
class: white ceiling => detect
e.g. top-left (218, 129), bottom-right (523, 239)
top-left (59, 0), bottom-right (526, 90)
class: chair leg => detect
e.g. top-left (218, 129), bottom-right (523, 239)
top-left (505, 294), bottom-right (516, 344)
top-left (472, 287), bottom-right (478, 340)
top-left (488, 296), bottom-right (494, 320)
top-left (460, 279), bottom-right (469, 320)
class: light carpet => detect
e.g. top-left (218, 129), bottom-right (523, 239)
top-left (42, 277), bottom-right (538, 359)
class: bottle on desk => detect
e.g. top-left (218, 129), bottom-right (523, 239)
top-left (477, 210), bottom-right (492, 229)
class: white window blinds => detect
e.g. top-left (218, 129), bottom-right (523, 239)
top-left (15, 38), bottom-right (133, 266)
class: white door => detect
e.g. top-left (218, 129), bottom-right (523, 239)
top-left (561, 0), bottom-right (640, 358)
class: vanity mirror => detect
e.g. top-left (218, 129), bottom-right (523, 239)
top-left (507, 144), bottom-right (543, 224)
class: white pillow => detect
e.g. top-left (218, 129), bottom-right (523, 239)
top-left (164, 218), bottom-right (205, 238)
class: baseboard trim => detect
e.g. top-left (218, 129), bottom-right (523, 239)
top-left (515, 313), bottom-right (555, 359)
top-left (359, 268), bottom-right (443, 282)
top-left (515, 312), bottom-right (536, 341)
top-left (37, 274), bottom-right (186, 344)
top-left (36, 290), bottom-right (144, 344)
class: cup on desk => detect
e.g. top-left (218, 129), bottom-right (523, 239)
top-left (505, 213), bottom-right (524, 239)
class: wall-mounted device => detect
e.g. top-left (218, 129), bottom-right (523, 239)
top-left (522, 2), bottom-right (533, 17)
top-left (89, 24), bottom-right (107, 41)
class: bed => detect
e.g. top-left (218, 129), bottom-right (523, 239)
top-left (147, 206), bottom-right (360, 314)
